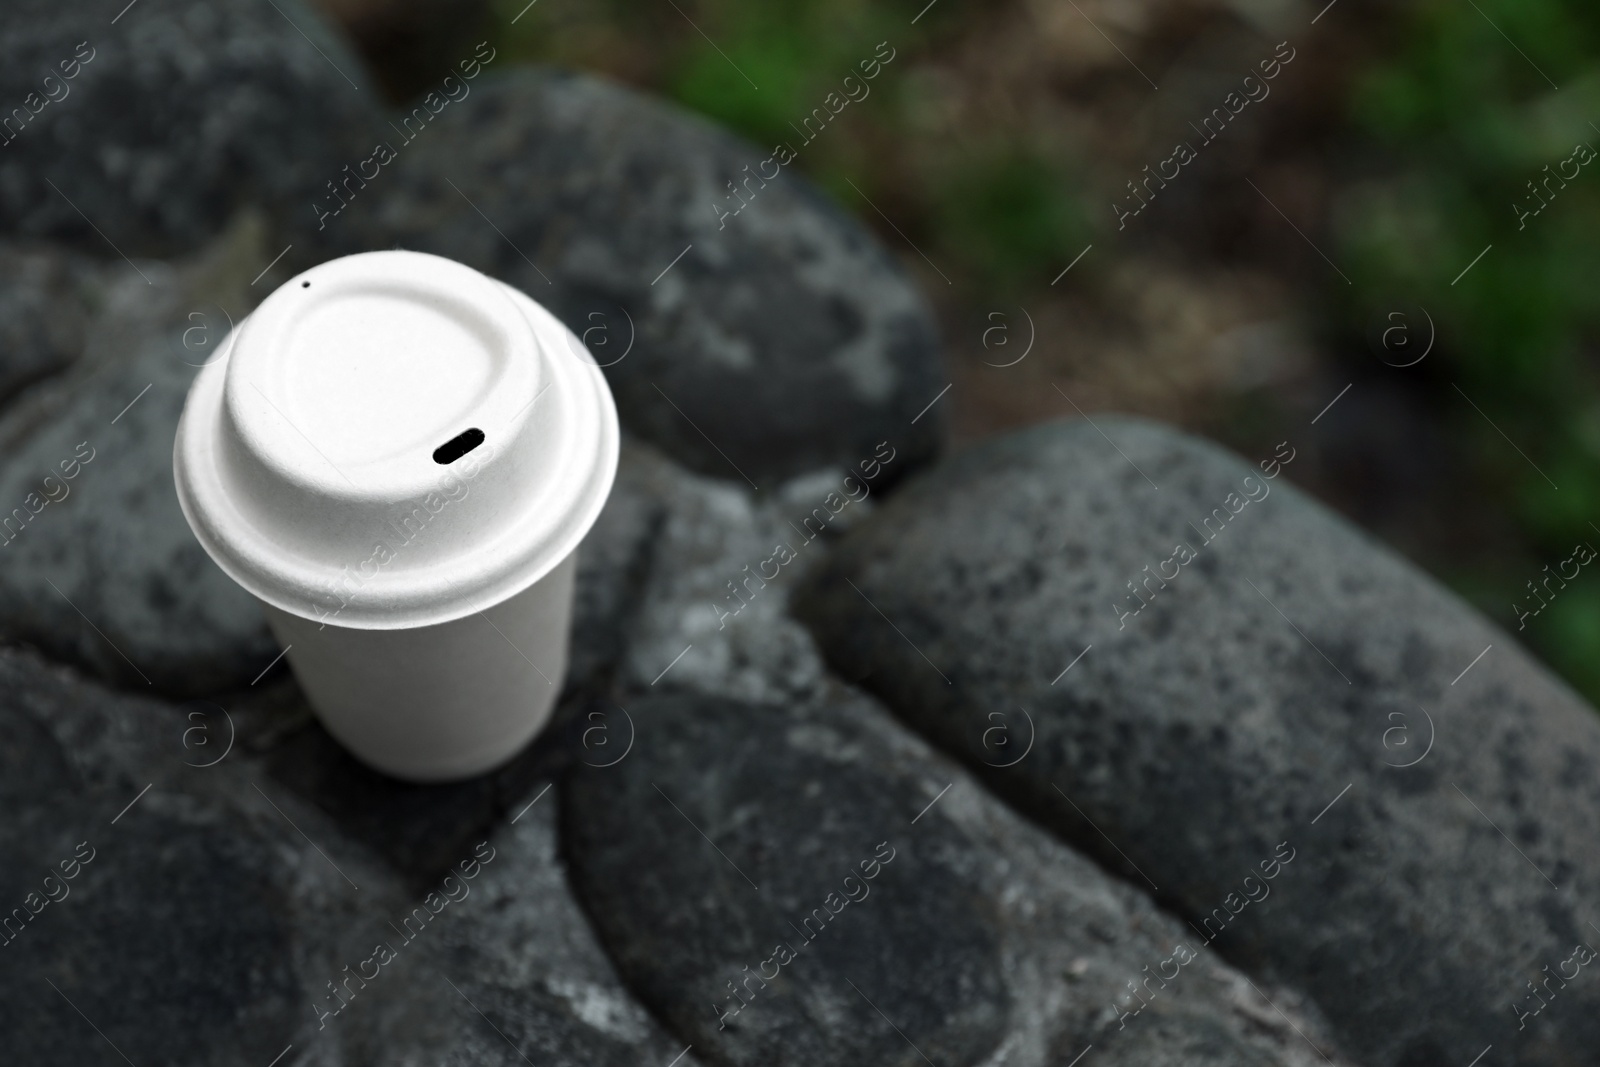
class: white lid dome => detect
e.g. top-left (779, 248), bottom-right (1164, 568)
top-left (174, 250), bottom-right (619, 629)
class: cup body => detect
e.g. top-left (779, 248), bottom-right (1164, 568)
top-left (261, 551), bottom-right (577, 781)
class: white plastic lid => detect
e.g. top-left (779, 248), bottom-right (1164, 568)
top-left (174, 251), bottom-right (619, 629)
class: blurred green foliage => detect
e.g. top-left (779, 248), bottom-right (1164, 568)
top-left (1341, 0), bottom-right (1600, 698)
top-left (930, 152), bottom-right (1093, 292)
top-left (655, 0), bottom-right (898, 142)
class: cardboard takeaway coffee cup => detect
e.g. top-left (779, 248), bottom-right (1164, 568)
top-left (174, 251), bottom-right (618, 781)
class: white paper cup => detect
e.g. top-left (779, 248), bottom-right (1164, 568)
top-left (173, 251), bottom-right (618, 781)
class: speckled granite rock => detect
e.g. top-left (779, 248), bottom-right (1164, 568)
top-left (0, 0), bottom-right (378, 256)
top-left (0, 650), bottom-right (346, 1067)
top-left (793, 414), bottom-right (1600, 1067)
top-left (563, 444), bottom-right (666, 699)
top-left (334, 783), bottom-right (700, 1067)
top-left (324, 68), bottom-right (944, 485)
top-left (562, 451), bottom-right (1350, 1067)
top-left (0, 646), bottom-right (706, 1067)
top-left (0, 223), bottom-right (278, 694)
top-left (0, 242), bottom-right (110, 406)
top-left (565, 693), bottom-right (1010, 1067)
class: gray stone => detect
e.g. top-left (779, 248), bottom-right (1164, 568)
top-left (602, 442), bottom-right (902, 708)
top-left (562, 687), bottom-right (1346, 1067)
top-left (563, 692), bottom-right (1010, 1067)
top-left (0, 221), bottom-right (278, 694)
top-left (567, 453), bottom-right (1347, 1067)
top-left (260, 714), bottom-right (535, 890)
top-left (792, 414), bottom-right (1600, 1067)
top-left (0, 652), bottom-right (310, 1067)
top-left (333, 784), bottom-right (704, 1067)
top-left (0, 241), bottom-right (109, 407)
top-left (0, 0), bottom-right (378, 256)
top-left (0, 645), bottom-right (701, 1067)
top-left (16, 815), bottom-right (305, 1065)
top-left (323, 68), bottom-right (944, 484)
top-left (564, 441), bottom-right (667, 699)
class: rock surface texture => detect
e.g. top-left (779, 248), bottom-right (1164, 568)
top-left (0, 242), bottom-right (108, 405)
top-left (0, 222), bottom-right (279, 694)
top-left (793, 416), bottom-right (1600, 1067)
top-left (0, 0), bottom-right (378, 255)
top-left (0, 647), bottom-right (701, 1067)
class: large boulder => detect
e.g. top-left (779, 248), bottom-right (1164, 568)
top-left (563, 691), bottom-right (1344, 1067)
top-left (565, 692), bottom-right (1011, 1067)
top-left (563, 443), bottom-right (667, 698)
top-left (0, 0), bottom-right (378, 256)
top-left (332, 776), bottom-right (704, 1067)
top-left (0, 652), bottom-right (326, 1067)
top-left (794, 415), bottom-right (1600, 1067)
top-left (0, 222), bottom-right (277, 694)
top-left (323, 68), bottom-right (944, 485)
top-left (0, 241), bottom-right (109, 406)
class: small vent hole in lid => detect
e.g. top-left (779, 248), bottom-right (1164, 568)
top-left (433, 427), bottom-right (485, 465)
